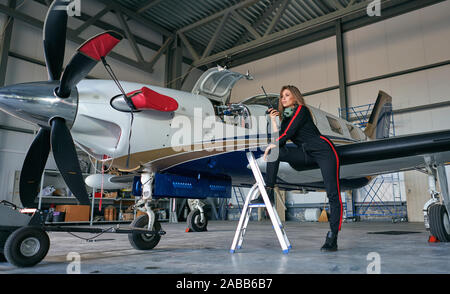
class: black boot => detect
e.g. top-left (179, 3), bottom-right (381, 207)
top-left (250, 187), bottom-right (274, 204)
top-left (320, 231), bottom-right (338, 252)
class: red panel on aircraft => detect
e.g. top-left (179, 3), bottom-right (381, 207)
top-left (129, 87), bottom-right (178, 112)
top-left (79, 32), bottom-right (122, 61)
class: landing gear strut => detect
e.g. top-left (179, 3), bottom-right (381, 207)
top-left (187, 199), bottom-right (208, 232)
top-left (422, 155), bottom-right (450, 242)
top-left (132, 170), bottom-right (163, 247)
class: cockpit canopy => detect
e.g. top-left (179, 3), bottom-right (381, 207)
top-left (191, 66), bottom-right (253, 105)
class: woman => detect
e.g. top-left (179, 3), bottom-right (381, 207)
top-left (251, 85), bottom-right (343, 252)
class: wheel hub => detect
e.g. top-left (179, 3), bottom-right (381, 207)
top-left (141, 232), bottom-right (155, 241)
top-left (444, 211), bottom-right (450, 234)
top-left (194, 214), bottom-right (205, 227)
top-left (20, 237), bottom-right (40, 257)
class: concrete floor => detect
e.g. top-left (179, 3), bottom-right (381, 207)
top-left (1, 221), bottom-right (449, 274)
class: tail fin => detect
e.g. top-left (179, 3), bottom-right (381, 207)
top-left (364, 91), bottom-right (393, 140)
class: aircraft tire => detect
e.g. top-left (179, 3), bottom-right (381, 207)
top-left (128, 215), bottom-right (161, 250)
top-left (4, 226), bottom-right (50, 267)
top-left (429, 204), bottom-right (450, 242)
top-left (187, 209), bottom-right (208, 232)
top-left (0, 230), bottom-right (11, 262)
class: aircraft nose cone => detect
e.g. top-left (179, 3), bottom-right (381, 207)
top-left (0, 81), bottom-right (78, 128)
top-left (0, 84), bottom-right (25, 111)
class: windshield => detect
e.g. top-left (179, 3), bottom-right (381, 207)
top-left (241, 94), bottom-right (279, 108)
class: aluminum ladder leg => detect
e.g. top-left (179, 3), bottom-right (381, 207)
top-left (230, 152), bottom-right (291, 254)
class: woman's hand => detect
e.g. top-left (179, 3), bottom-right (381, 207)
top-left (263, 143), bottom-right (277, 161)
top-left (267, 108), bottom-right (279, 120)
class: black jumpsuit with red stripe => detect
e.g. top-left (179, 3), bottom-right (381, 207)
top-left (266, 104), bottom-right (343, 234)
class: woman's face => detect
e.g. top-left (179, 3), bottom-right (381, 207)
top-left (280, 89), bottom-right (296, 108)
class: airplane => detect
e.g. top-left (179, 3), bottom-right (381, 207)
top-left (0, 0), bottom-right (449, 264)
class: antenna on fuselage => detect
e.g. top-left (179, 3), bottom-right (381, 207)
top-left (261, 86), bottom-right (276, 114)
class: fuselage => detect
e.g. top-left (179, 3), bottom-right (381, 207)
top-left (70, 79), bottom-right (372, 190)
top-left (72, 79), bottom-right (364, 168)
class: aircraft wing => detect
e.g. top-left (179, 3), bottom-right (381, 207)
top-left (85, 129), bottom-right (450, 190)
top-left (256, 129), bottom-right (450, 185)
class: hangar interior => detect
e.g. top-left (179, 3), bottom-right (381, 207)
top-left (0, 0), bottom-right (449, 274)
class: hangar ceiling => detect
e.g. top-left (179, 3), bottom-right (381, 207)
top-left (19, 0), bottom-right (445, 71)
top-left (98, 0), bottom-right (445, 69)
top-left (0, 0), bottom-right (447, 89)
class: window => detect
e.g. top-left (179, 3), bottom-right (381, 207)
top-left (347, 124), bottom-right (363, 140)
top-left (326, 116), bottom-right (343, 135)
top-left (242, 94), bottom-right (279, 108)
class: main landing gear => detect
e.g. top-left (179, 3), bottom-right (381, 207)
top-left (422, 156), bottom-right (450, 242)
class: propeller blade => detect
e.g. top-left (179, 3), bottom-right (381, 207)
top-left (50, 118), bottom-right (90, 205)
top-left (19, 128), bottom-right (51, 208)
top-left (57, 31), bottom-right (123, 98)
top-left (43, 0), bottom-right (68, 81)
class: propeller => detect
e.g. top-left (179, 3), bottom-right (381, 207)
top-left (19, 128), bottom-right (51, 208)
top-left (43, 0), bottom-right (68, 81)
top-left (57, 31), bottom-right (122, 98)
top-left (18, 1), bottom-right (122, 208)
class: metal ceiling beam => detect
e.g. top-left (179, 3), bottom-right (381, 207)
top-left (230, 10), bottom-right (260, 39)
top-left (178, 32), bottom-right (200, 62)
top-left (148, 35), bottom-right (173, 69)
top-left (8, 51), bottom-right (96, 79)
top-left (95, 0), bottom-right (173, 37)
top-left (0, 3), bottom-right (154, 74)
top-left (116, 11), bottom-right (145, 64)
top-left (192, 0), bottom-right (373, 67)
top-left (329, 0), bottom-right (344, 10)
top-left (206, 0), bottom-right (446, 68)
top-left (234, 0), bottom-right (285, 47)
top-left (73, 7), bottom-right (109, 35)
top-left (32, 0), bottom-right (162, 52)
top-left (201, 11), bottom-right (230, 59)
top-left (136, 0), bottom-right (162, 14)
top-left (347, 0), bottom-right (357, 7)
top-left (178, 0), bottom-right (261, 34)
top-left (265, 0), bottom-right (291, 36)
top-left (74, 8), bottom-right (197, 68)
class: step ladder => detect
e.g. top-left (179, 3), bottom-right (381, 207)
top-left (230, 152), bottom-right (291, 254)
top-left (232, 186), bottom-right (245, 214)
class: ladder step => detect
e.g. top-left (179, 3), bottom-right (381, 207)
top-left (248, 203), bottom-right (266, 207)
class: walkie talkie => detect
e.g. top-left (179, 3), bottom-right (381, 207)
top-left (261, 86), bottom-right (276, 114)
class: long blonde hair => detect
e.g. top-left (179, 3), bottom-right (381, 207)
top-left (278, 85), bottom-right (306, 120)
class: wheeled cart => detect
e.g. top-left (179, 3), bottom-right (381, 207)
top-left (0, 201), bottom-right (165, 267)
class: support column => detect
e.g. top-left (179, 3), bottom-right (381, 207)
top-left (164, 36), bottom-right (174, 88)
top-left (0, 0), bottom-right (16, 86)
top-left (173, 37), bottom-right (183, 90)
top-left (165, 35), bottom-right (183, 90)
top-left (335, 19), bottom-right (348, 120)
